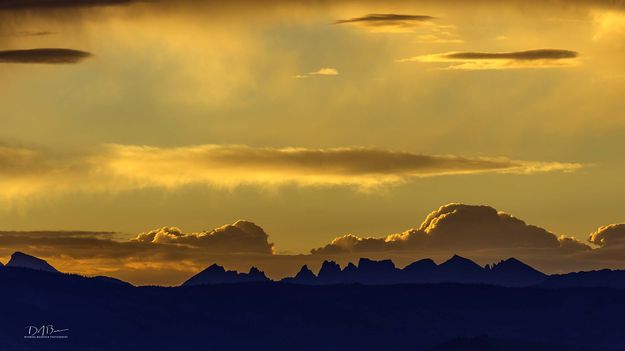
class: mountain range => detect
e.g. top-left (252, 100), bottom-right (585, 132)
top-left (5, 251), bottom-right (625, 289)
top-left (4, 251), bottom-right (625, 350)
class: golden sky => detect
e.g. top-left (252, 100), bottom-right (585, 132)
top-left (1, 0), bottom-right (625, 285)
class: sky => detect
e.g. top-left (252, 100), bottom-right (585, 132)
top-left (1, 0), bottom-right (625, 285)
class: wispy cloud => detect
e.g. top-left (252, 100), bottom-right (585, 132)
top-left (0, 30), bottom-right (54, 37)
top-left (0, 48), bottom-right (92, 64)
top-left (592, 10), bottom-right (625, 40)
top-left (295, 67), bottom-right (339, 79)
top-left (415, 34), bottom-right (464, 44)
top-left (0, 144), bottom-right (584, 201)
top-left (398, 49), bottom-right (580, 70)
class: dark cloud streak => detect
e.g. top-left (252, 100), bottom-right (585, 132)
top-left (0, 0), bottom-right (130, 10)
top-left (335, 13), bottom-right (435, 25)
top-left (0, 48), bottom-right (92, 64)
top-left (445, 49), bottom-right (578, 61)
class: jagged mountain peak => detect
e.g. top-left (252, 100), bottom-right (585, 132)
top-left (295, 265), bottom-right (316, 279)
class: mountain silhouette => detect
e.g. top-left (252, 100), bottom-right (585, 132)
top-left (6, 251), bottom-right (59, 273)
top-left (3, 252), bottom-right (625, 349)
top-left (2, 263), bottom-right (625, 350)
top-left (182, 264), bottom-right (269, 286)
top-left (92, 275), bottom-right (135, 287)
top-left (436, 254), bottom-right (488, 283)
top-left (487, 257), bottom-right (547, 287)
top-left (281, 264), bottom-right (316, 284)
top-left (539, 269), bottom-right (625, 289)
top-left (356, 258), bottom-right (398, 284)
top-left (278, 255), bottom-right (549, 286)
top-left (317, 260), bottom-right (343, 284)
top-left (401, 258), bottom-right (437, 283)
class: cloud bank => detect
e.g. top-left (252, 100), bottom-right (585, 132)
top-left (0, 143), bottom-right (583, 200)
top-left (398, 49), bottom-right (580, 70)
top-left (0, 220), bottom-right (275, 284)
top-left (1, 203), bottom-right (624, 286)
top-left (0, 48), bottom-right (92, 64)
top-left (312, 204), bottom-right (590, 254)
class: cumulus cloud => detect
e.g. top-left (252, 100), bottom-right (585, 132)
top-left (312, 204), bottom-right (591, 254)
top-left (0, 144), bottom-right (583, 200)
top-left (295, 67), bottom-right (339, 79)
top-left (0, 48), bottom-right (92, 64)
top-left (134, 220), bottom-right (274, 254)
top-left (397, 49), bottom-right (580, 70)
top-left (588, 223), bottom-right (625, 247)
top-left (417, 204), bottom-right (561, 249)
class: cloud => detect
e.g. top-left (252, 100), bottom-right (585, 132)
top-left (96, 144), bottom-right (584, 189)
top-left (295, 67), bottom-right (339, 79)
top-left (134, 220), bottom-right (274, 254)
top-left (588, 223), bottom-right (625, 247)
top-left (415, 34), bottom-right (464, 44)
top-left (398, 49), bottom-right (580, 70)
top-left (0, 143), bottom-right (585, 201)
top-left (312, 204), bottom-right (591, 254)
top-left (2, 204), bottom-right (625, 286)
top-left (592, 10), bottom-right (625, 40)
top-left (332, 12), bottom-right (466, 41)
top-left (443, 50), bottom-right (578, 61)
top-left (335, 13), bottom-right (437, 34)
top-left (559, 235), bottom-right (593, 251)
top-left (0, 31), bottom-right (54, 37)
top-left (335, 14), bottom-right (435, 25)
top-left (0, 48), bottom-right (92, 64)
top-left (0, 0), bottom-right (129, 10)
top-left (0, 220), bottom-right (275, 285)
